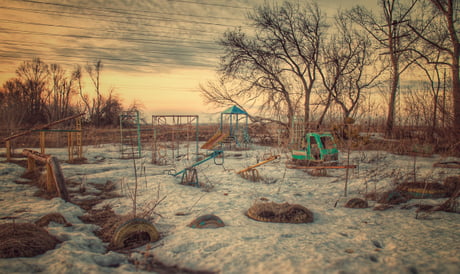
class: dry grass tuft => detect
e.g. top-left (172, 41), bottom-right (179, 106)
top-left (0, 222), bottom-right (61, 258)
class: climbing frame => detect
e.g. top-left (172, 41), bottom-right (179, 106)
top-left (151, 115), bottom-right (199, 165)
top-left (119, 110), bottom-right (141, 159)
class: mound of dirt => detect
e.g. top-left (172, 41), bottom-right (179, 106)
top-left (444, 176), bottom-right (460, 197)
top-left (247, 201), bottom-right (314, 223)
top-left (35, 212), bottom-right (72, 227)
top-left (396, 182), bottom-right (447, 199)
top-left (0, 222), bottom-right (61, 258)
top-left (80, 206), bottom-right (157, 250)
top-left (344, 198), bottom-right (368, 208)
top-left (79, 205), bottom-right (120, 243)
top-left (377, 190), bottom-right (410, 205)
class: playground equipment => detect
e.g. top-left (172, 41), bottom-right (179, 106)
top-left (119, 110), bottom-right (141, 159)
top-left (201, 131), bottom-right (229, 150)
top-left (22, 149), bottom-right (69, 201)
top-left (202, 106), bottom-right (250, 151)
top-left (288, 132), bottom-right (356, 170)
top-left (289, 116), bottom-right (306, 150)
top-left (291, 133), bottom-right (339, 163)
top-left (237, 155), bottom-right (279, 182)
top-left (110, 218), bottom-right (159, 249)
top-left (171, 150), bottom-right (223, 186)
top-left (2, 113), bottom-right (84, 162)
top-left (152, 115), bottom-right (199, 165)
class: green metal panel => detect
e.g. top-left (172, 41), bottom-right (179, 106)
top-left (291, 133), bottom-right (338, 161)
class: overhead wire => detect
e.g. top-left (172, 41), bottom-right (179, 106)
top-left (0, 0), bottom-right (249, 69)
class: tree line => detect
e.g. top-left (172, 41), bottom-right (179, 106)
top-left (201, 0), bottom-right (459, 138)
top-left (0, 58), bottom-right (124, 131)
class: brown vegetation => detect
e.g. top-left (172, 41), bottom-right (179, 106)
top-left (0, 222), bottom-right (61, 258)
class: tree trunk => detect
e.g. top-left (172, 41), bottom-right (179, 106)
top-left (452, 60), bottom-right (460, 133)
top-left (304, 88), bottom-right (311, 133)
top-left (445, 0), bottom-right (460, 134)
top-left (386, 62), bottom-right (399, 137)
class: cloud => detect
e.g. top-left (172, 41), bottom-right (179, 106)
top-left (0, 0), bottom-right (258, 74)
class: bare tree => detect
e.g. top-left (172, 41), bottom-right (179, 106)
top-left (0, 79), bottom-right (28, 132)
top-left (78, 60), bottom-right (123, 127)
top-left (349, 0), bottom-right (419, 137)
top-left (213, 1), bottom-right (327, 135)
top-left (317, 11), bottom-right (383, 125)
top-left (85, 60), bottom-right (104, 127)
top-left (72, 65), bottom-right (90, 121)
top-left (413, 52), bottom-right (444, 139)
top-left (14, 58), bottom-right (50, 125)
top-left (49, 64), bottom-right (77, 121)
top-left (409, 0), bottom-right (460, 133)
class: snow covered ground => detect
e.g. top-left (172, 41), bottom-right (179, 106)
top-left (0, 143), bottom-right (459, 274)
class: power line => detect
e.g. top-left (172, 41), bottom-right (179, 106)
top-left (14, 0), bottom-right (247, 21)
top-left (0, 5), bottom-right (237, 29)
top-left (0, 0), bottom-right (251, 72)
top-left (0, 19), bottom-right (220, 46)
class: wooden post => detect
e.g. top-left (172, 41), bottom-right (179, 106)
top-left (27, 157), bottom-right (36, 172)
top-left (47, 156), bottom-right (69, 201)
top-left (76, 117), bottom-right (83, 159)
top-left (40, 131), bottom-right (45, 154)
top-left (67, 131), bottom-right (73, 162)
top-left (6, 140), bottom-right (11, 161)
top-left (46, 163), bottom-right (55, 193)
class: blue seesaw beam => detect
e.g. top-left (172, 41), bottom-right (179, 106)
top-left (173, 150), bottom-right (223, 177)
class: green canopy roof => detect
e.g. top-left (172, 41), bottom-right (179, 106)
top-left (221, 105), bottom-right (247, 115)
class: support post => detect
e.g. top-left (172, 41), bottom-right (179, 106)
top-left (27, 157), bottom-right (36, 172)
top-left (6, 140), bottom-right (11, 161)
top-left (40, 131), bottom-right (45, 154)
top-left (67, 131), bottom-right (73, 162)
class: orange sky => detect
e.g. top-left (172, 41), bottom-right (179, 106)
top-left (0, 0), bottom-right (377, 119)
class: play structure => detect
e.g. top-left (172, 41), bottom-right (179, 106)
top-left (152, 106), bottom-right (253, 186)
top-left (292, 133), bottom-right (339, 163)
top-left (1, 113), bottom-right (84, 162)
top-left (152, 115), bottom-right (199, 165)
top-left (237, 154), bottom-right (279, 182)
top-left (119, 110), bottom-right (141, 159)
top-left (289, 116), bottom-right (306, 150)
top-left (171, 150), bottom-right (223, 186)
top-left (287, 132), bottom-right (356, 170)
top-left (201, 106), bottom-right (250, 151)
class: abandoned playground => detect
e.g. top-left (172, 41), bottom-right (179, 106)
top-left (0, 106), bottom-right (459, 273)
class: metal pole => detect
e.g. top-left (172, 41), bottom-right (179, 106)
top-left (136, 110), bottom-right (141, 158)
top-left (196, 116), bottom-right (199, 162)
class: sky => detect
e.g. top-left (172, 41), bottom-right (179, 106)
top-left (0, 0), bottom-right (378, 119)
